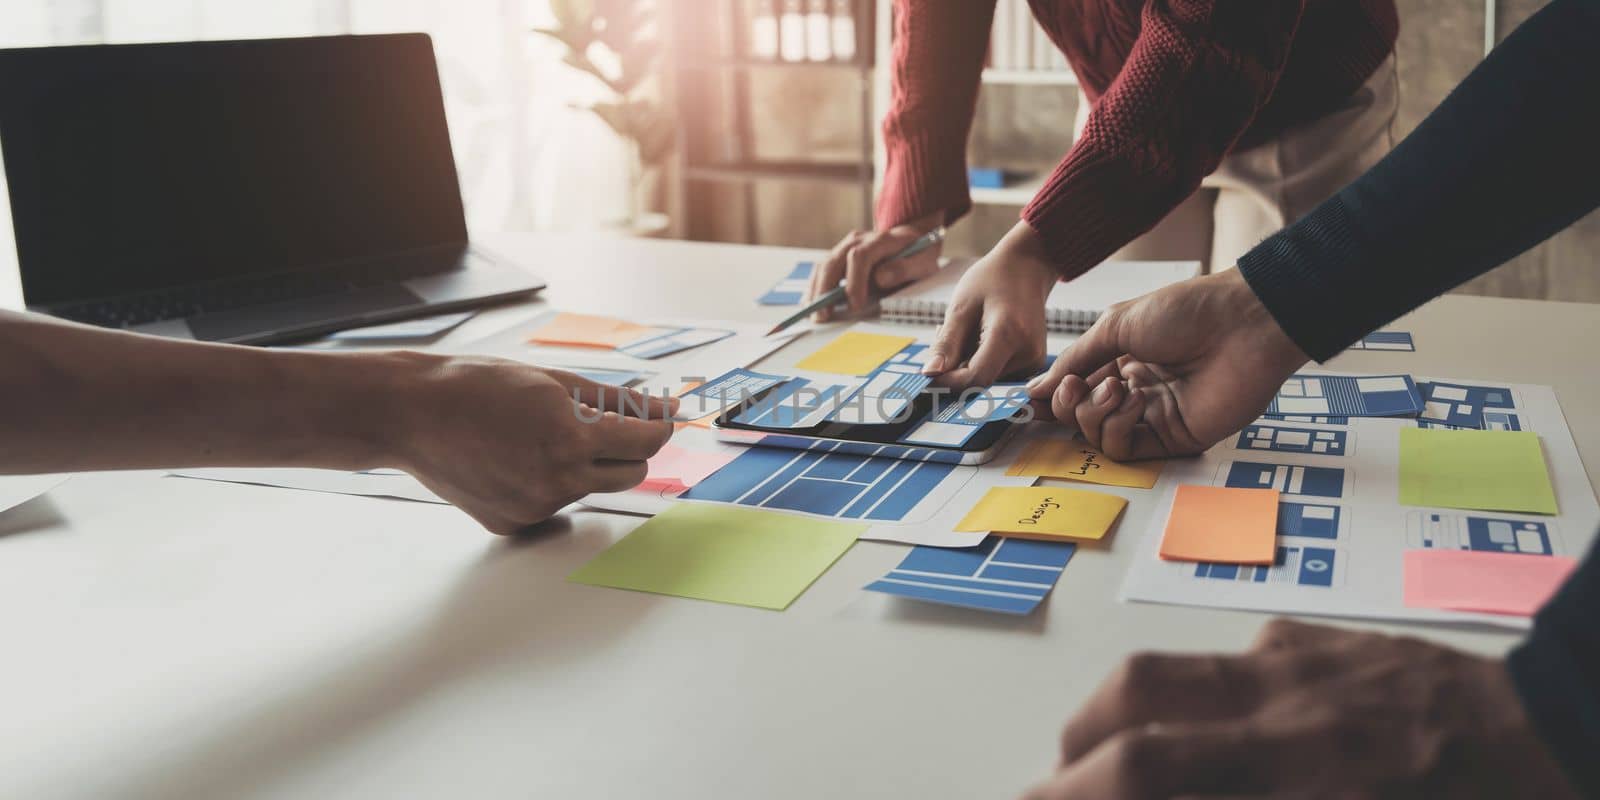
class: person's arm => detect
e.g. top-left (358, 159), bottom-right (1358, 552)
top-left (1032, 0), bottom-right (1600, 459)
top-left (1510, 541), bottom-right (1600, 798)
top-left (875, 0), bottom-right (993, 233)
top-left (0, 311), bottom-right (675, 534)
top-left (1240, 0), bottom-right (1600, 361)
top-left (808, 1), bottom-right (992, 320)
top-left (1022, 2), bottom-right (1307, 279)
top-left (917, 2), bottom-right (1311, 389)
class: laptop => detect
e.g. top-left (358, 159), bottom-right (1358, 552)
top-left (0, 33), bottom-right (544, 344)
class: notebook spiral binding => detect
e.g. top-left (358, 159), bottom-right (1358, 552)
top-left (881, 301), bottom-right (1100, 333)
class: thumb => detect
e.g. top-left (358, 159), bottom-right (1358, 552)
top-left (1053, 310), bottom-right (1126, 386)
top-left (925, 303), bottom-right (979, 375)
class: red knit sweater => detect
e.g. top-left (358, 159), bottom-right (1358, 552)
top-left (877, 0), bottom-right (1399, 279)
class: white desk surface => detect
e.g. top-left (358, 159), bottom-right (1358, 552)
top-left (2, 233), bottom-right (1597, 799)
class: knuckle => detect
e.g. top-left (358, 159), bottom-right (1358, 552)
top-left (1105, 731), bottom-right (1165, 791)
top-left (1253, 617), bottom-right (1306, 650)
top-left (1111, 652), bottom-right (1166, 704)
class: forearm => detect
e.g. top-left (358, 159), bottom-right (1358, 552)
top-left (0, 311), bottom-right (408, 474)
top-left (1023, 1), bottom-right (1304, 279)
top-left (1239, 0), bottom-right (1600, 361)
top-left (1509, 539), bottom-right (1600, 797)
top-left (875, 0), bottom-right (992, 230)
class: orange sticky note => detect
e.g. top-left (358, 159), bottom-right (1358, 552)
top-left (527, 312), bottom-right (654, 348)
top-left (1159, 485), bottom-right (1278, 564)
top-left (1403, 549), bottom-right (1577, 617)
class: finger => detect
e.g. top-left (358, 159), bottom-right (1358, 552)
top-left (585, 458), bottom-right (652, 494)
top-left (1055, 308), bottom-right (1126, 382)
top-left (1121, 378), bottom-right (1212, 458)
top-left (844, 232), bottom-right (912, 312)
top-left (1059, 649), bottom-right (1354, 769)
top-left (811, 232), bottom-right (859, 321)
top-left (1052, 722), bottom-right (1270, 799)
top-left (587, 411), bottom-right (675, 461)
top-left (1060, 716), bottom-right (1408, 799)
top-left (938, 321), bottom-right (1028, 389)
top-left (549, 370), bottom-right (677, 419)
top-left (1072, 376), bottom-right (1126, 451)
top-left (1250, 618), bottom-right (1370, 654)
top-left (1047, 374), bottom-right (1090, 425)
top-left (1100, 388), bottom-right (1152, 464)
top-left (925, 303), bottom-right (980, 376)
top-left (1027, 344), bottom-right (1075, 400)
top-left (1060, 652), bottom-right (1264, 768)
top-left (874, 247), bottom-right (939, 290)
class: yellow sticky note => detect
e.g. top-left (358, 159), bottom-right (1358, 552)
top-left (1159, 485), bottom-right (1278, 564)
top-left (1006, 436), bottom-right (1164, 489)
top-left (568, 504), bottom-right (863, 610)
top-left (1399, 428), bottom-right (1558, 515)
top-left (955, 485), bottom-right (1127, 541)
top-left (795, 331), bottom-right (916, 376)
top-left (527, 312), bottom-right (654, 348)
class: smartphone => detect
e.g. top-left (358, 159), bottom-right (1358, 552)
top-left (711, 382), bottom-right (1027, 466)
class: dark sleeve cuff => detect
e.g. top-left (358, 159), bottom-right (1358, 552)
top-left (1236, 197), bottom-right (1391, 362)
top-left (1508, 540), bottom-right (1600, 799)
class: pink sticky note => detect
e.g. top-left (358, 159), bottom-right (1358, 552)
top-left (637, 477), bottom-right (690, 494)
top-left (1403, 549), bottom-right (1577, 617)
top-left (642, 446), bottom-right (736, 493)
top-left (674, 450), bottom-right (736, 486)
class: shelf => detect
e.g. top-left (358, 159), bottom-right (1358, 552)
top-left (970, 179), bottom-right (1046, 206)
top-left (675, 58), bottom-right (871, 72)
top-left (981, 69), bottom-right (1078, 87)
top-left (684, 160), bottom-right (867, 185)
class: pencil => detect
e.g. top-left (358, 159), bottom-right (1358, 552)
top-left (765, 226), bottom-right (946, 336)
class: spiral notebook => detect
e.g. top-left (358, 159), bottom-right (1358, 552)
top-left (880, 259), bottom-right (1201, 333)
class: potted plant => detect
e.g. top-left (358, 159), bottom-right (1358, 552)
top-left (536, 0), bottom-right (675, 230)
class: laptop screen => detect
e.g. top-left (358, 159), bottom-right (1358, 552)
top-left (0, 33), bottom-right (468, 306)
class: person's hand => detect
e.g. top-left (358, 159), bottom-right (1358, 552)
top-left (1022, 618), bottom-right (1578, 799)
top-left (1026, 269), bottom-right (1308, 460)
top-left (386, 354), bottom-right (676, 534)
top-left (810, 211), bottom-right (944, 322)
top-left (924, 221), bottom-right (1059, 388)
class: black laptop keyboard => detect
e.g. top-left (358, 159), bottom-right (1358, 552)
top-left (51, 259), bottom-right (445, 328)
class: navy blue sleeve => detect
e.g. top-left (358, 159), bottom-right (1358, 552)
top-left (1509, 540), bottom-right (1600, 798)
top-left (1233, 0), bottom-right (1600, 791)
top-left (1236, 0), bottom-right (1600, 362)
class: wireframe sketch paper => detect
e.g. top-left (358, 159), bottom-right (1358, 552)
top-left (864, 536), bottom-right (1076, 615)
top-left (1120, 374), bottom-right (1598, 630)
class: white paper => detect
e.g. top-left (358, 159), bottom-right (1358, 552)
top-left (170, 468), bottom-right (445, 504)
top-left (0, 474), bottom-right (69, 515)
top-left (1119, 374), bottom-right (1599, 630)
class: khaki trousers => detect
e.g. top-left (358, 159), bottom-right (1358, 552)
top-left (1072, 55), bottom-right (1398, 272)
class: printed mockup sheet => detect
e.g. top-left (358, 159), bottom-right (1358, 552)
top-left (1119, 373), bottom-right (1599, 630)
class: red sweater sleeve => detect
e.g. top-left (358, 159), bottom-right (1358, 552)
top-left (1023, 1), bottom-right (1306, 279)
top-left (875, 0), bottom-right (994, 232)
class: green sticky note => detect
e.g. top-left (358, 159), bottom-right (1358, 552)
top-left (568, 504), bottom-right (863, 610)
top-left (1399, 428), bottom-right (1558, 515)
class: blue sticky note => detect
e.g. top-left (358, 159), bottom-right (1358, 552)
top-left (616, 327), bottom-right (735, 359)
top-left (566, 367), bottom-right (647, 386)
top-left (758, 261), bottom-right (815, 306)
top-left (864, 536), bottom-right (1075, 615)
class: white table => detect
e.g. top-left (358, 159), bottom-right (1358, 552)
top-left (2, 233), bottom-right (1596, 799)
